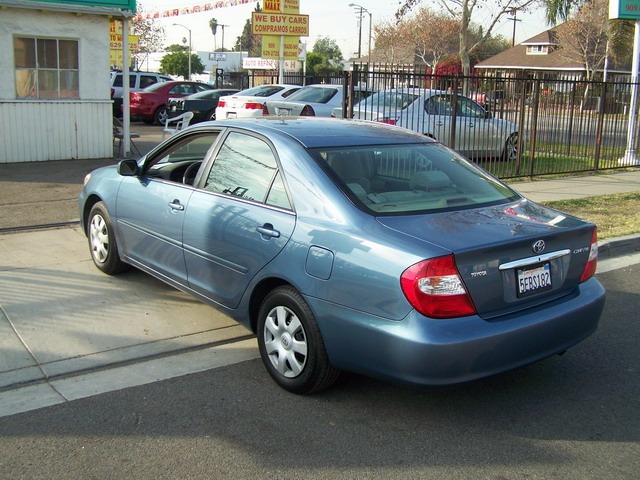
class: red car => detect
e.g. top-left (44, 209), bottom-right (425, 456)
top-left (127, 81), bottom-right (214, 125)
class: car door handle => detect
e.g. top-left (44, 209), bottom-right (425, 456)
top-left (256, 224), bottom-right (280, 238)
top-left (169, 200), bottom-right (185, 211)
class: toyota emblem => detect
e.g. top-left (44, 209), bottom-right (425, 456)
top-left (532, 240), bottom-right (546, 254)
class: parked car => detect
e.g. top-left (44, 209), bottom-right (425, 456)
top-left (263, 84), bottom-right (375, 117)
top-left (110, 70), bottom-right (173, 117)
top-left (215, 84), bottom-right (301, 120)
top-left (128, 81), bottom-right (214, 125)
top-left (167, 88), bottom-right (240, 123)
top-left (346, 88), bottom-right (519, 161)
top-left (79, 117), bottom-right (605, 394)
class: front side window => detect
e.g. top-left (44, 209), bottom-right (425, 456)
top-left (14, 37), bottom-right (79, 99)
top-left (205, 132), bottom-right (291, 209)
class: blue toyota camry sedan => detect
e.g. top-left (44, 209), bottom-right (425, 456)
top-left (79, 117), bottom-right (605, 393)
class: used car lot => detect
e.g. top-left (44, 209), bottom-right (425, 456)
top-left (128, 80), bottom-right (214, 125)
top-left (346, 88), bottom-right (520, 161)
top-left (79, 117), bottom-right (605, 394)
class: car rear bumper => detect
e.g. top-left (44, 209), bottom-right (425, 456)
top-left (308, 277), bottom-right (605, 387)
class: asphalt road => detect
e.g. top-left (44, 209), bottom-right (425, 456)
top-left (1, 265), bottom-right (638, 480)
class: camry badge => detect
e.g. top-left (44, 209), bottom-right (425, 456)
top-left (532, 240), bottom-right (546, 254)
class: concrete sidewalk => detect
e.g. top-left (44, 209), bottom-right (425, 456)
top-left (0, 124), bottom-right (639, 416)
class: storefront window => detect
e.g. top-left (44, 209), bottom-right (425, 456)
top-left (14, 37), bottom-right (79, 99)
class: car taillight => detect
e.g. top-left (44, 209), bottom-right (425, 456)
top-left (300, 105), bottom-right (315, 116)
top-left (580, 228), bottom-right (598, 282)
top-left (244, 102), bottom-right (264, 110)
top-left (262, 103), bottom-right (270, 115)
top-left (400, 255), bottom-right (476, 319)
top-left (110, 88), bottom-right (114, 98)
top-left (218, 99), bottom-right (227, 108)
top-left (378, 117), bottom-right (397, 125)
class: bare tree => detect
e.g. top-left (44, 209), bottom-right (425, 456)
top-left (396, 0), bottom-right (538, 92)
top-left (373, 20), bottom-right (414, 65)
top-left (406, 7), bottom-right (459, 84)
top-left (131, 7), bottom-right (165, 70)
top-left (558, 0), bottom-right (609, 83)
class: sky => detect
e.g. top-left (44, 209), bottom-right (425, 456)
top-left (137, 0), bottom-right (552, 59)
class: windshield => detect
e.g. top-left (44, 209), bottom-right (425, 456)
top-left (312, 143), bottom-right (518, 214)
top-left (286, 86), bottom-right (339, 104)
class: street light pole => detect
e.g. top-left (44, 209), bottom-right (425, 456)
top-left (173, 23), bottom-right (192, 80)
top-left (349, 3), bottom-right (372, 61)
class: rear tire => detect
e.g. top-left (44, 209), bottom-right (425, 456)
top-left (206, 109), bottom-right (216, 121)
top-left (257, 286), bottom-right (340, 394)
top-left (153, 106), bottom-right (168, 125)
top-left (87, 202), bottom-right (128, 275)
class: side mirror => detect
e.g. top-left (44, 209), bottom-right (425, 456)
top-left (118, 158), bottom-right (139, 176)
top-left (484, 108), bottom-right (493, 119)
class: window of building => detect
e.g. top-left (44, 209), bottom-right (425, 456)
top-left (526, 45), bottom-right (548, 55)
top-left (14, 37), bottom-right (79, 99)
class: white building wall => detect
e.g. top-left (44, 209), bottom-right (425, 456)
top-left (0, 8), bottom-right (112, 163)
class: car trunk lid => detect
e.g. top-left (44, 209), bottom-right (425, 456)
top-left (377, 199), bottom-right (597, 319)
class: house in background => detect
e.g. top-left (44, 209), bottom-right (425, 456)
top-left (0, 0), bottom-right (135, 164)
top-left (474, 26), bottom-right (631, 81)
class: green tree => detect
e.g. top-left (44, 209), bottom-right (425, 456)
top-left (159, 44), bottom-right (205, 79)
top-left (234, 17), bottom-right (262, 55)
top-left (313, 37), bottom-right (344, 67)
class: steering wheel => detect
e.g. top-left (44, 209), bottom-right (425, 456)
top-left (183, 161), bottom-right (202, 185)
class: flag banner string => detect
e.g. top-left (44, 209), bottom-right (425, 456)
top-left (134, 0), bottom-right (257, 21)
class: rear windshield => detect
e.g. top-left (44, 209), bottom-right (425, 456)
top-left (286, 86), bottom-right (338, 104)
top-left (312, 143), bottom-right (518, 214)
top-left (236, 85), bottom-right (285, 97)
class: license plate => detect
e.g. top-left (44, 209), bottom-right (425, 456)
top-left (227, 112), bottom-right (237, 119)
top-left (516, 262), bottom-right (552, 297)
top-left (276, 108), bottom-right (291, 116)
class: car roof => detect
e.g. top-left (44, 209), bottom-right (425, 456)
top-left (206, 117), bottom-right (433, 149)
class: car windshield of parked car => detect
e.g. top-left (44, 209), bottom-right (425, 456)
top-left (313, 143), bottom-right (518, 214)
top-left (357, 90), bottom-right (419, 111)
top-left (286, 86), bottom-right (338, 104)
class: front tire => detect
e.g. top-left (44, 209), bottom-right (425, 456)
top-left (503, 133), bottom-right (518, 162)
top-left (87, 202), bottom-right (128, 275)
top-left (257, 286), bottom-right (340, 394)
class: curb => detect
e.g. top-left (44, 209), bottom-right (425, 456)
top-left (598, 234), bottom-right (640, 259)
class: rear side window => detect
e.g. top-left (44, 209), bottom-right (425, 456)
top-left (139, 75), bottom-right (157, 89)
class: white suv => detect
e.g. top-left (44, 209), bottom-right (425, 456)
top-left (110, 71), bottom-right (173, 115)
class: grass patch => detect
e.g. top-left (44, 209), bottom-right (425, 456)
top-left (541, 191), bottom-right (640, 240)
